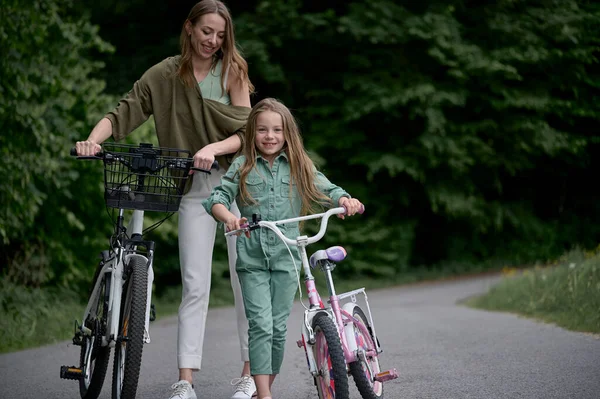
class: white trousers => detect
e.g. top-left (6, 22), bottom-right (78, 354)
top-left (177, 170), bottom-right (249, 370)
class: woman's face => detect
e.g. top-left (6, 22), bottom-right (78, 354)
top-left (187, 13), bottom-right (226, 60)
top-left (255, 110), bottom-right (285, 163)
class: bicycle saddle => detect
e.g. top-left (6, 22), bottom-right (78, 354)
top-left (309, 246), bottom-right (347, 268)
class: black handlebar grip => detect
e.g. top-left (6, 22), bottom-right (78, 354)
top-left (191, 160), bottom-right (220, 173)
top-left (70, 147), bottom-right (103, 158)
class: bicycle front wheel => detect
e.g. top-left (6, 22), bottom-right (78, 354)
top-left (312, 313), bottom-right (349, 399)
top-left (79, 265), bottom-right (111, 399)
top-left (112, 255), bottom-right (148, 399)
top-left (349, 306), bottom-right (383, 399)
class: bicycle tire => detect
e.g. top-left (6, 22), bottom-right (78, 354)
top-left (312, 313), bottom-right (349, 399)
top-left (348, 306), bottom-right (384, 399)
top-left (79, 264), bottom-right (111, 399)
top-left (111, 255), bottom-right (148, 399)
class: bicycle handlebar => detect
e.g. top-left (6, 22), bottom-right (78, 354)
top-left (225, 205), bottom-right (364, 246)
top-left (70, 146), bottom-right (219, 173)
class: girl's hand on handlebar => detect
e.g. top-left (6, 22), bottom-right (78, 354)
top-left (75, 140), bottom-right (102, 156)
top-left (338, 197), bottom-right (364, 219)
top-left (225, 216), bottom-right (250, 238)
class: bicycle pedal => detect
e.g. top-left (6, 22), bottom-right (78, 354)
top-left (60, 365), bottom-right (83, 381)
top-left (374, 368), bottom-right (399, 382)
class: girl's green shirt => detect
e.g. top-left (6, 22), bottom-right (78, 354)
top-left (202, 153), bottom-right (350, 265)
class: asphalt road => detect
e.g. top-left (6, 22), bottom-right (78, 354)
top-left (1, 274), bottom-right (598, 399)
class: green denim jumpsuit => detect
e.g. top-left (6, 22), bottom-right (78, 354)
top-left (202, 152), bottom-right (349, 375)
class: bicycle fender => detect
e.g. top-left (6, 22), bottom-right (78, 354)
top-left (342, 302), bottom-right (360, 354)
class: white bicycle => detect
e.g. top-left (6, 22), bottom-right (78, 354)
top-left (60, 142), bottom-right (215, 399)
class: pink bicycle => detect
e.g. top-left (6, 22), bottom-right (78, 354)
top-left (226, 206), bottom-right (398, 399)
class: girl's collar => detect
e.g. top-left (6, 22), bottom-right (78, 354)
top-left (256, 151), bottom-right (288, 162)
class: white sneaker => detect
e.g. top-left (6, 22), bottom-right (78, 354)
top-left (230, 375), bottom-right (256, 399)
top-left (168, 380), bottom-right (197, 399)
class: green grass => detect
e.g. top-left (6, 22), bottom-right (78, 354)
top-left (464, 249), bottom-right (600, 334)
top-left (0, 280), bottom-right (83, 354)
top-left (0, 276), bottom-right (238, 354)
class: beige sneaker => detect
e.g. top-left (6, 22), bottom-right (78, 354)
top-left (168, 380), bottom-right (197, 399)
top-left (230, 375), bottom-right (256, 399)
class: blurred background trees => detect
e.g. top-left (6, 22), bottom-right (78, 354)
top-left (1, 0), bottom-right (599, 295)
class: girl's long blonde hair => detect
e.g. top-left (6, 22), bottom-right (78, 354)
top-left (237, 98), bottom-right (330, 216)
top-left (177, 0), bottom-right (254, 93)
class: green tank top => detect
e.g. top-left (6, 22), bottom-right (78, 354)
top-left (198, 59), bottom-right (231, 105)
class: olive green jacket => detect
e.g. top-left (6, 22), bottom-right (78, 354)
top-left (105, 55), bottom-right (250, 172)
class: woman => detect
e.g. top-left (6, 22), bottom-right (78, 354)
top-left (75, 1), bottom-right (256, 399)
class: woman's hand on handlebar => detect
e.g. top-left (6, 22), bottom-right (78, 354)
top-left (192, 146), bottom-right (217, 173)
top-left (338, 197), bottom-right (364, 219)
top-left (74, 140), bottom-right (102, 156)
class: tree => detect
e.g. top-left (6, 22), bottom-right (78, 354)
top-left (236, 0), bottom-right (600, 271)
top-left (0, 0), bottom-right (115, 286)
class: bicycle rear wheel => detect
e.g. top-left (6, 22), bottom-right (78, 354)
top-left (79, 266), bottom-right (111, 399)
top-left (348, 306), bottom-right (383, 399)
top-left (312, 313), bottom-right (349, 399)
top-left (112, 255), bottom-right (148, 399)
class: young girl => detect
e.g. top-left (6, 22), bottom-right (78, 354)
top-left (202, 98), bottom-right (363, 399)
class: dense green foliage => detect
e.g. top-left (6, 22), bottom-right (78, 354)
top-left (1, 0), bottom-right (599, 296)
top-left (235, 0), bottom-right (600, 272)
top-left (0, 0), bottom-right (116, 288)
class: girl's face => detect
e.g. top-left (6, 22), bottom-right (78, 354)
top-left (255, 110), bottom-right (285, 164)
top-left (187, 13), bottom-right (226, 60)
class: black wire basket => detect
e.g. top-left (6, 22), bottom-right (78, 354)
top-left (102, 143), bottom-right (192, 212)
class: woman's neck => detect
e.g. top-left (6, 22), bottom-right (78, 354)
top-left (191, 55), bottom-right (214, 82)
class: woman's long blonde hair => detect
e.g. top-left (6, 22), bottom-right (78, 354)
top-left (237, 98), bottom-right (330, 216)
top-left (177, 0), bottom-right (254, 93)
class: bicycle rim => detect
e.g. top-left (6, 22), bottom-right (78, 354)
top-left (79, 269), bottom-right (111, 399)
top-left (349, 306), bottom-right (383, 399)
top-left (312, 313), bottom-right (349, 399)
top-left (112, 255), bottom-right (148, 399)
